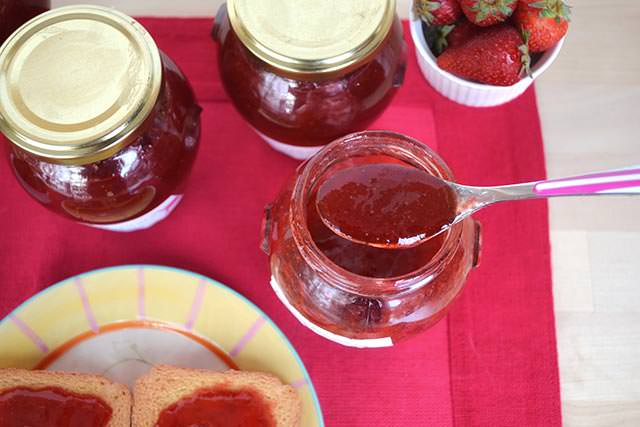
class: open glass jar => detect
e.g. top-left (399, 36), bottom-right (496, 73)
top-left (0, 6), bottom-right (201, 232)
top-left (213, 0), bottom-right (406, 160)
top-left (0, 0), bottom-right (49, 44)
top-left (262, 131), bottom-right (481, 347)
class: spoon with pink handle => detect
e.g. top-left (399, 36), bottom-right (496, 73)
top-left (316, 165), bottom-right (640, 249)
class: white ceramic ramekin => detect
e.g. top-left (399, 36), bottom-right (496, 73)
top-left (409, 8), bottom-right (565, 107)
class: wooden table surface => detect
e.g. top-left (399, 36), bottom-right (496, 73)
top-left (52, 1), bottom-right (640, 425)
top-left (535, 1), bottom-right (640, 425)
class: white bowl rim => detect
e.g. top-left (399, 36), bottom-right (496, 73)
top-left (408, 8), bottom-right (565, 92)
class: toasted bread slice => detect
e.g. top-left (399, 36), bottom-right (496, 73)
top-left (132, 365), bottom-right (301, 426)
top-left (0, 368), bottom-right (131, 427)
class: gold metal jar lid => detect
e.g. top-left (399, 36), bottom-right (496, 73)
top-left (0, 5), bottom-right (162, 165)
top-left (227, 0), bottom-right (396, 74)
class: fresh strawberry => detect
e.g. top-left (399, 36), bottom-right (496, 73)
top-left (414, 0), bottom-right (462, 25)
top-left (460, 0), bottom-right (517, 26)
top-left (437, 25), bottom-right (530, 86)
top-left (447, 19), bottom-right (481, 47)
top-left (514, 0), bottom-right (570, 52)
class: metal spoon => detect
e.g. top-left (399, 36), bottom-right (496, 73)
top-left (316, 165), bottom-right (640, 249)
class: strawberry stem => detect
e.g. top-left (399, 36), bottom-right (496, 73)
top-left (469, 0), bottom-right (517, 23)
top-left (530, 0), bottom-right (571, 22)
top-left (519, 30), bottom-right (532, 78)
top-left (414, 0), bottom-right (442, 24)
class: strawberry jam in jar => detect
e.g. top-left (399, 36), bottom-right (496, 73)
top-left (213, 0), bottom-right (406, 159)
top-left (262, 131), bottom-right (481, 347)
top-left (0, 6), bottom-right (201, 231)
top-left (0, 0), bottom-right (49, 44)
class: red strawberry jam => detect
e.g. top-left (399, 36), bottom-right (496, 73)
top-left (307, 159), bottom-right (458, 278)
top-left (0, 386), bottom-right (112, 427)
top-left (156, 387), bottom-right (275, 427)
top-left (315, 163), bottom-right (458, 250)
top-left (0, 0), bottom-right (49, 44)
top-left (264, 131), bottom-right (480, 345)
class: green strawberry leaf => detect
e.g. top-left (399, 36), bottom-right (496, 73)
top-left (561, 3), bottom-right (572, 21)
top-left (531, 0), bottom-right (572, 22)
top-left (540, 9), bottom-right (555, 18)
top-left (414, 0), bottom-right (442, 24)
top-left (423, 24), bottom-right (454, 56)
top-left (499, 4), bottom-right (512, 15)
top-left (530, 1), bottom-right (548, 9)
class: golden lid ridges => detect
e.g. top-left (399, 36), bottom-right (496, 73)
top-left (0, 6), bottom-right (162, 165)
top-left (227, 0), bottom-right (396, 74)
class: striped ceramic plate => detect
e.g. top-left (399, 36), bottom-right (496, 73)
top-left (0, 265), bottom-right (323, 426)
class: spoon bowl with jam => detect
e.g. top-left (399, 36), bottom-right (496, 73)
top-left (316, 162), bottom-right (640, 249)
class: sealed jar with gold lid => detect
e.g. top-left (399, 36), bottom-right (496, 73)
top-left (0, 6), bottom-right (201, 231)
top-left (212, 0), bottom-right (406, 159)
top-left (0, 0), bottom-right (49, 44)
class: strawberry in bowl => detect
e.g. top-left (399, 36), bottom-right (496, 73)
top-left (414, 0), bottom-right (462, 25)
top-left (410, 0), bottom-right (570, 107)
top-left (514, 0), bottom-right (570, 52)
top-left (437, 24), bottom-right (530, 87)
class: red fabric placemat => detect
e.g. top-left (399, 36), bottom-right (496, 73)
top-left (0, 19), bottom-right (561, 426)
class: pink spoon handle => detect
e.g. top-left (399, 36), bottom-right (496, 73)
top-left (533, 167), bottom-right (640, 196)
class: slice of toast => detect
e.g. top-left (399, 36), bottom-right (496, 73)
top-left (132, 365), bottom-right (301, 426)
top-left (0, 368), bottom-right (131, 427)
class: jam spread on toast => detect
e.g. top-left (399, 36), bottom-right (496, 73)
top-left (0, 386), bottom-right (112, 427)
top-left (156, 386), bottom-right (276, 427)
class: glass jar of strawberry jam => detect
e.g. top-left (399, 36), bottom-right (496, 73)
top-left (262, 131), bottom-right (481, 347)
top-left (0, 0), bottom-right (49, 44)
top-left (0, 6), bottom-right (201, 231)
top-left (213, 0), bottom-right (406, 160)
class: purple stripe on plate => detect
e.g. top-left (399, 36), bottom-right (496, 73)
top-left (290, 378), bottom-right (309, 389)
top-left (184, 279), bottom-right (206, 331)
top-left (229, 317), bottom-right (266, 358)
top-left (137, 267), bottom-right (145, 319)
top-left (9, 314), bottom-right (49, 353)
top-left (74, 278), bottom-right (99, 334)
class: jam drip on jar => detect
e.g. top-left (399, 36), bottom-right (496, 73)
top-left (0, 386), bottom-right (112, 427)
top-left (156, 386), bottom-right (276, 427)
top-left (308, 162), bottom-right (454, 278)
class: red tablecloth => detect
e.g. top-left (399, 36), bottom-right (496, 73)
top-left (0, 19), bottom-right (561, 426)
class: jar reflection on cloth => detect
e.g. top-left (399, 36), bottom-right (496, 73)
top-left (262, 131), bottom-right (481, 347)
top-left (213, 0), bottom-right (407, 159)
top-left (0, 0), bottom-right (49, 44)
top-left (0, 6), bottom-right (201, 231)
